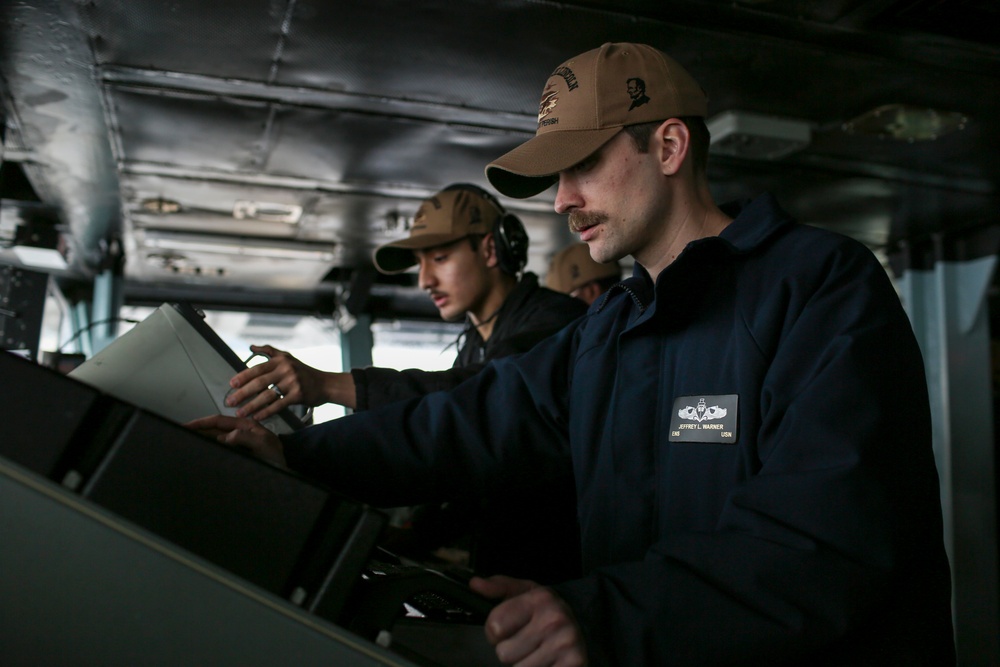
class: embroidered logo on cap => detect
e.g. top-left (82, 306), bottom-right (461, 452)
top-left (669, 394), bottom-right (738, 444)
top-left (627, 77), bottom-right (650, 111)
top-left (538, 86), bottom-right (559, 127)
top-left (552, 65), bottom-right (579, 91)
top-left (538, 66), bottom-right (578, 129)
top-left (468, 205), bottom-right (483, 225)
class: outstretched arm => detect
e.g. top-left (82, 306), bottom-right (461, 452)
top-left (226, 344), bottom-right (357, 419)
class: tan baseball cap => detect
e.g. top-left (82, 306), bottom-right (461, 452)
top-left (486, 42), bottom-right (708, 199)
top-left (545, 242), bottom-right (621, 293)
top-left (373, 185), bottom-right (503, 274)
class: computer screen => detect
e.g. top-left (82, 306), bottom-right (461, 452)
top-left (69, 302), bottom-right (303, 435)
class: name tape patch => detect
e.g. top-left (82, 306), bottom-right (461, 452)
top-left (669, 394), bottom-right (738, 444)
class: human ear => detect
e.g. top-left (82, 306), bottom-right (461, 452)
top-left (655, 119), bottom-right (690, 177)
top-left (482, 232), bottom-right (500, 269)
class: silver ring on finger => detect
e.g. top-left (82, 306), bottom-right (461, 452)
top-left (267, 383), bottom-right (285, 399)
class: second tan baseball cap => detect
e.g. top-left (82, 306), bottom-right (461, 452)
top-left (373, 185), bottom-right (503, 274)
top-left (486, 42), bottom-right (708, 199)
top-left (545, 242), bottom-right (621, 294)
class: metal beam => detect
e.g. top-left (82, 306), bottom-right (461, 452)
top-left (90, 268), bottom-right (124, 353)
top-left (900, 252), bottom-right (1000, 664)
top-left (340, 313), bottom-right (373, 370)
top-left (340, 312), bottom-right (373, 416)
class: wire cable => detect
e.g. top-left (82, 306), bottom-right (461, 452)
top-left (57, 317), bottom-right (141, 353)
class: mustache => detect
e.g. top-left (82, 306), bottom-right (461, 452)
top-left (568, 211), bottom-right (608, 233)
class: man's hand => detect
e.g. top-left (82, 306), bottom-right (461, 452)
top-left (470, 575), bottom-right (587, 666)
top-left (186, 414), bottom-right (287, 468)
top-left (227, 344), bottom-right (355, 420)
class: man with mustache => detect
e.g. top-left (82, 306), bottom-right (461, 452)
top-left (192, 43), bottom-right (954, 665)
top-left (225, 182), bottom-right (586, 584)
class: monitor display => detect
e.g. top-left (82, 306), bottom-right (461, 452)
top-left (69, 303), bottom-right (302, 435)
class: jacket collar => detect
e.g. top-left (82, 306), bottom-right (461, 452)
top-left (458, 271), bottom-right (540, 348)
top-left (482, 271), bottom-right (539, 338)
top-left (715, 192), bottom-right (795, 254)
top-left (596, 193), bottom-right (794, 313)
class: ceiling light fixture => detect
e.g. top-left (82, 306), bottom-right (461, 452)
top-left (140, 197), bottom-right (182, 214)
top-left (233, 200), bottom-right (302, 224)
top-left (841, 104), bottom-right (968, 142)
top-left (10, 221), bottom-right (68, 271)
top-left (707, 110), bottom-right (812, 160)
top-left (142, 233), bottom-right (335, 262)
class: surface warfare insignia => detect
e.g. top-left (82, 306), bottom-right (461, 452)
top-left (678, 397), bottom-right (725, 422)
top-left (538, 86), bottom-right (558, 127)
top-left (669, 394), bottom-right (738, 444)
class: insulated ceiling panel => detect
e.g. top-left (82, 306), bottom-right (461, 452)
top-left (2, 0), bottom-right (999, 306)
top-left (80, 0), bottom-right (286, 81)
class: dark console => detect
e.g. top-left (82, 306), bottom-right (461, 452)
top-left (0, 348), bottom-right (384, 622)
top-left (1, 349), bottom-right (500, 665)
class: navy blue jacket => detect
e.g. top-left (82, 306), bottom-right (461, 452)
top-left (350, 272), bottom-right (586, 583)
top-left (283, 194), bottom-right (955, 665)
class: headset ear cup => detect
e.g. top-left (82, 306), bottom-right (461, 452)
top-left (495, 213), bottom-right (528, 275)
top-left (442, 182), bottom-right (526, 274)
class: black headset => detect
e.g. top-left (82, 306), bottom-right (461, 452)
top-left (442, 183), bottom-right (528, 276)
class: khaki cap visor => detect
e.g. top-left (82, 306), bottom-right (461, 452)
top-left (487, 126), bottom-right (622, 199)
top-left (374, 232), bottom-right (472, 274)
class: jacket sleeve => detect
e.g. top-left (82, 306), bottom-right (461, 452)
top-left (552, 242), bottom-right (954, 665)
top-left (281, 323), bottom-right (580, 508)
top-left (351, 364), bottom-right (482, 411)
top-left (484, 325), bottom-right (574, 360)
top-left (352, 287), bottom-right (583, 410)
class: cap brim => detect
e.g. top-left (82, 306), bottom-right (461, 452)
top-left (373, 232), bottom-right (471, 274)
top-left (486, 127), bottom-right (622, 198)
